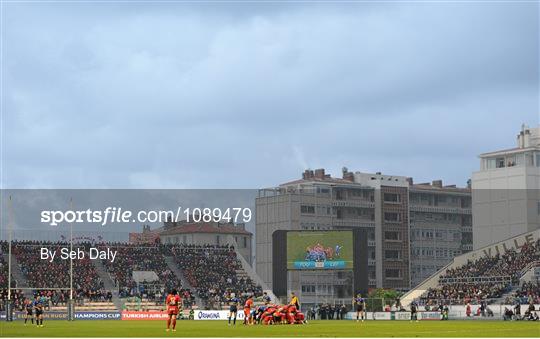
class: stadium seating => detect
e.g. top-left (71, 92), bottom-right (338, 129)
top-left (511, 282), bottom-right (540, 305)
top-left (9, 241), bottom-right (105, 298)
top-left (419, 239), bottom-right (540, 305)
top-left (99, 244), bottom-right (180, 299)
top-left (172, 244), bottom-right (263, 308)
top-left (0, 241), bottom-right (263, 311)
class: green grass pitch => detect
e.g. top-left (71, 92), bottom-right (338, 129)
top-left (1, 320), bottom-right (539, 337)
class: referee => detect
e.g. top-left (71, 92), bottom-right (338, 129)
top-left (289, 292), bottom-right (300, 309)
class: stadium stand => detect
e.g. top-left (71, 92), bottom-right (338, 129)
top-left (98, 243), bottom-right (179, 299)
top-left (10, 241), bottom-right (106, 299)
top-left (0, 240), bottom-right (265, 312)
top-left (418, 238), bottom-right (540, 306)
top-left (172, 244), bottom-right (263, 309)
top-left (508, 281), bottom-right (540, 305)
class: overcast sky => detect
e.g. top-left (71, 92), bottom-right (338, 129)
top-left (2, 1), bottom-right (539, 189)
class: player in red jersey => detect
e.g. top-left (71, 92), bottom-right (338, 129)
top-left (273, 305), bottom-right (288, 324)
top-left (262, 305), bottom-right (276, 325)
top-left (243, 295), bottom-right (254, 325)
top-left (165, 289), bottom-right (182, 332)
top-left (286, 305), bottom-right (297, 324)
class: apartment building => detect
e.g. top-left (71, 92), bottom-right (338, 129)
top-left (256, 168), bottom-right (414, 307)
top-left (409, 180), bottom-right (472, 286)
top-left (256, 168), bottom-right (472, 302)
top-left (256, 169), bottom-right (376, 305)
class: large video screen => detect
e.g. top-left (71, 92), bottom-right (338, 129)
top-left (286, 231), bottom-right (353, 270)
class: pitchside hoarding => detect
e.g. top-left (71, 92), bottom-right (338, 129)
top-left (194, 310), bottom-right (246, 321)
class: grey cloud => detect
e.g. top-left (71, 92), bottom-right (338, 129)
top-left (3, 2), bottom-right (538, 189)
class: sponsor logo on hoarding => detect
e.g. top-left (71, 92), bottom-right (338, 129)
top-left (394, 312), bottom-right (411, 320)
top-left (75, 312), bottom-right (120, 320)
top-left (121, 311), bottom-right (168, 321)
top-left (419, 311), bottom-right (441, 320)
top-left (14, 311), bottom-right (67, 320)
top-left (372, 312), bottom-right (392, 320)
top-left (195, 310), bottom-right (245, 320)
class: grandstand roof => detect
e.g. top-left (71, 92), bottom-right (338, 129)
top-left (159, 222), bottom-right (252, 236)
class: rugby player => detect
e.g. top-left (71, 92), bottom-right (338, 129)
top-left (34, 296), bottom-right (45, 327)
top-left (410, 301), bottom-right (418, 322)
top-left (23, 299), bottom-right (34, 326)
top-left (262, 291), bottom-right (271, 305)
top-left (165, 289), bottom-right (182, 332)
top-left (227, 293), bottom-right (240, 326)
top-left (243, 295), bottom-right (254, 325)
top-left (353, 293), bottom-right (366, 322)
top-left (261, 304), bottom-right (277, 325)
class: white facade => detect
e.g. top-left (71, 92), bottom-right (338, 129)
top-left (472, 125), bottom-right (540, 249)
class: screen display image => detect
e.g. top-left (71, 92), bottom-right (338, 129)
top-left (286, 231), bottom-right (353, 270)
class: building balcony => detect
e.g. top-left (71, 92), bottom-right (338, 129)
top-left (332, 219), bottom-right (375, 228)
top-left (332, 200), bottom-right (375, 208)
top-left (410, 220), bottom-right (463, 227)
top-left (410, 205), bottom-right (471, 214)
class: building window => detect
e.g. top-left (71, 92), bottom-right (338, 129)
top-left (384, 212), bottom-right (400, 222)
top-left (385, 269), bottom-right (402, 279)
top-left (385, 250), bottom-right (401, 260)
top-left (385, 231), bottom-right (401, 241)
top-left (485, 158), bottom-right (496, 169)
top-left (300, 205), bottom-right (315, 214)
top-left (244, 237), bottom-right (247, 248)
top-left (183, 235), bottom-right (187, 244)
top-left (316, 187), bottom-right (330, 194)
top-left (301, 285), bottom-right (315, 293)
top-left (216, 235), bottom-right (220, 245)
top-left (496, 157), bottom-right (505, 168)
top-left (384, 193), bottom-right (400, 203)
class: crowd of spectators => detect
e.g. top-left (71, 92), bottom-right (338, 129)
top-left (1, 240), bottom-right (263, 309)
top-left (172, 244), bottom-right (263, 308)
top-left (507, 282), bottom-right (540, 305)
top-left (420, 239), bottom-right (540, 305)
top-left (101, 244), bottom-right (180, 300)
top-left (1, 241), bottom-right (112, 305)
top-left (12, 241), bottom-right (105, 295)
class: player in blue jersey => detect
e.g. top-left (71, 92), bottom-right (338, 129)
top-left (227, 293), bottom-right (240, 326)
top-left (34, 296), bottom-right (45, 327)
top-left (23, 299), bottom-right (34, 326)
top-left (353, 293), bottom-right (366, 322)
top-left (262, 291), bottom-right (271, 305)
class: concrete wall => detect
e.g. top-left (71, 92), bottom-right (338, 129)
top-left (472, 165), bottom-right (540, 249)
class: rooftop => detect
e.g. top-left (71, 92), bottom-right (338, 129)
top-left (478, 146), bottom-right (538, 158)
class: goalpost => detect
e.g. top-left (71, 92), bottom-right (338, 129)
top-left (4, 196), bottom-right (75, 322)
